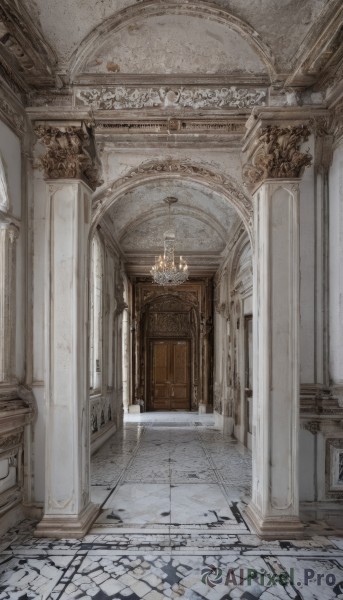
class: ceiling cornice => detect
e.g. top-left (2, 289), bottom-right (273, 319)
top-left (285, 0), bottom-right (343, 89)
top-left (0, 0), bottom-right (57, 89)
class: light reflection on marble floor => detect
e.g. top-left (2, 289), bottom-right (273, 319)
top-left (0, 412), bottom-right (343, 600)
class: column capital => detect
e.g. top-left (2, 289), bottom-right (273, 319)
top-left (242, 117), bottom-right (312, 190)
top-left (35, 122), bottom-right (102, 191)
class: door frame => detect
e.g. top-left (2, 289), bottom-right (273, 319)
top-left (148, 338), bottom-right (191, 411)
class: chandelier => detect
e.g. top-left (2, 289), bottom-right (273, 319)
top-left (150, 197), bottom-right (189, 286)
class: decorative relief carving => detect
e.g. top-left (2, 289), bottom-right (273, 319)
top-left (243, 125), bottom-right (312, 185)
top-left (301, 421), bottom-right (321, 435)
top-left (143, 288), bottom-right (199, 307)
top-left (35, 125), bottom-right (102, 191)
top-left (309, 115), bottom-right (335, 171)
top-left (90, 394), bottom-right (114, 437)
top-left (148, 312), bottom-right (191, 336)
top-left (326, 438), bottom-right (343, 498)
top-left (76, 86), bottom-right (267, 111)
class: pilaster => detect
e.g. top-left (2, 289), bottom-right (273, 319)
top-left (0, 221), bottom-right (19, 385)
top-left (34, 124), bottom-right (101, 537)
top-left (243, 118), bottom-right (312, 538)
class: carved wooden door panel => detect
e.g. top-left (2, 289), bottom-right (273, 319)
top-left (150, 340), bottom-right (190, 410)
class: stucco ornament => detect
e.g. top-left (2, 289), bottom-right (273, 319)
top-left (35, 125), bottom-right (102, 190)
top-left (243, 124), bottom-right (312, 185)
top-left (76, 86), bottom-right (267, 110)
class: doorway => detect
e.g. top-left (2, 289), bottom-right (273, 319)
top-left (149, 339), bottom-right (190, 411)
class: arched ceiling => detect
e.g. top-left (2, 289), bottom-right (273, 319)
top-left (100, 179), bottom-right (241, 276)
top-left (22, 0), bottom-right (332, 73)
top-left (83, 15), bottom-right (267, 76)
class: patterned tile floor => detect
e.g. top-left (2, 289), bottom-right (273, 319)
top-left (0, 412), bottom-right (342, 599)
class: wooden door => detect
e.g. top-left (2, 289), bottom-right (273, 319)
top-left (150, 340), bottom-right (190, 410)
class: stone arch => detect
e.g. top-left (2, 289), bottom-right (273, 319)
top-left (69, 0), bottom-right (277, 80)
top-left (91, 158), bottom-right (253, 242)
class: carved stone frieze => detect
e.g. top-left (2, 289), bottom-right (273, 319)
top-left (76, 86), bottom-right (267, 111)
top-left (243, 125), bottom-right (312, 186)
top-left (35, 125), bottom-right (102, 191)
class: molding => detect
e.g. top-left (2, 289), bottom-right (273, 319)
top-left (245, 504), bottom-right (304, 540)
top-left (285, 0), bottom-right (343, 88)
top-left (0, 56), bottom-right (27, 99)
top-left (73, 73), bottom-right (271, 87)
top-left (0, 1), bottom-right (56, 88)
top-left (34, 502), bottom-right (99, 539)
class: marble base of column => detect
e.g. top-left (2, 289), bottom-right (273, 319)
top-left (34, 502), bottom-right (99, 539)
top-left (245, 503), bottom-right (304, 540)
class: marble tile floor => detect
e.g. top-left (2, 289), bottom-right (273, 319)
top-left (0, 412), bottom-right (342, 600)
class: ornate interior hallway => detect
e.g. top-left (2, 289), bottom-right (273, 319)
top-left (0, 415), bottom-right (342, 600)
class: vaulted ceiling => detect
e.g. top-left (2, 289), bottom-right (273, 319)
top-left (100, 179), bottom-right (241, 276)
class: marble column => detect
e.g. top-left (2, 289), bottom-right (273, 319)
top-left (34, 124), bottom-right (101, 537)
top-left (0, 221), bottom-right (19, 385)
top-left (243, 120), bottom-right (312, 538)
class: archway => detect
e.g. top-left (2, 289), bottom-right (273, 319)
top-left (88, 158), bottom-right (253, 414)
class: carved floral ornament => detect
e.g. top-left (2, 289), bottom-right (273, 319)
top-left (35, 125), bottom-right (102, 191)
top-left (243, 124), bottom-right (312, 186)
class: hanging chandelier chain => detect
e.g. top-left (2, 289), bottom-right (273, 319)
top-left (150, 197), bottom-right (189, 286)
